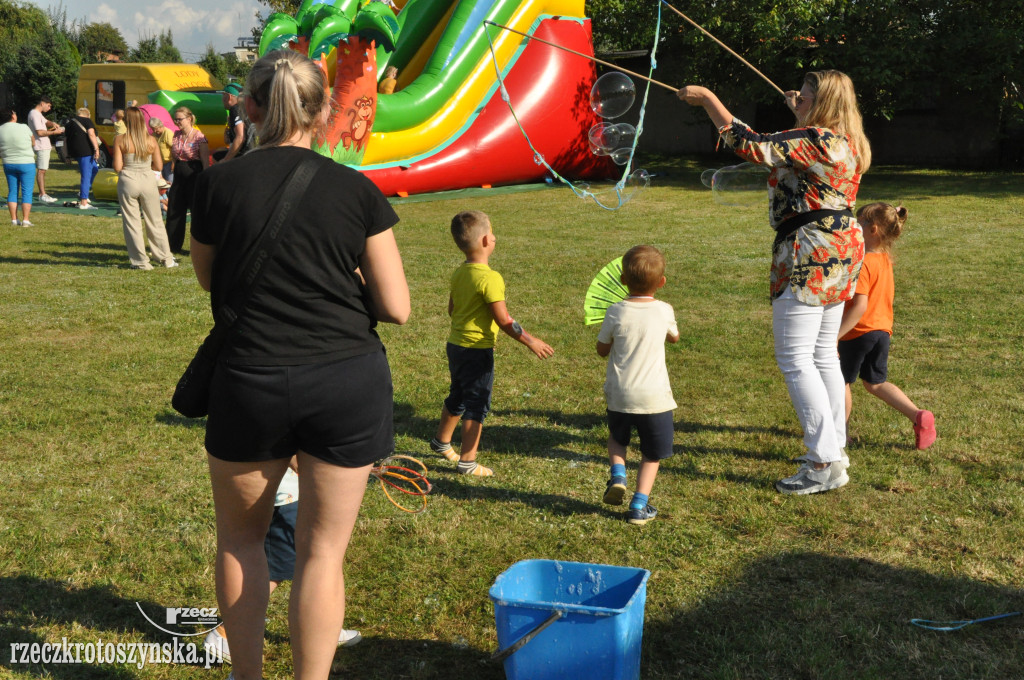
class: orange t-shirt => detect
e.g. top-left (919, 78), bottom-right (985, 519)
top-left (841, 251), bottom-right (894, 340)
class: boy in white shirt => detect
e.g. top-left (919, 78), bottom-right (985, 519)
top-left (596, 245), bottom-right (679, 525)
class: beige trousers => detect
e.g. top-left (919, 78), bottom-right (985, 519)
top-left (118, 167), bottom-right (173, 267)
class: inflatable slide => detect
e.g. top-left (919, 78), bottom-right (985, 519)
top-left (258, 0), bottom-right (615, 196)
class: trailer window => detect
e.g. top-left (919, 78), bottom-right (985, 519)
top-left (95, 81), bottom-right (125, 124)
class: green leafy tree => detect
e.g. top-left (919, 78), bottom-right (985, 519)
top-left (197, 45), bottom-right (253, 88)
top-left (0, 0), bottom-right (80, 115)
top-left (76, 21), bottom-right (129, 63)
top-left (129, 29), bottom-right (183, 63)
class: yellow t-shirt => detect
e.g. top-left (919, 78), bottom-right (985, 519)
top-left (114, 121), bottom-right (127, 136)
top-left (447, 263), bottom-right (505, 348)
top-left (157, 127), bottom-right (173, 161)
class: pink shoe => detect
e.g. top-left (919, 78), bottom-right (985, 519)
top-left (914, 410), bottom-right (936, 450)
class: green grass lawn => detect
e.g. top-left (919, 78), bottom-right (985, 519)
top-left (1, 158), bottom-right (1022, 679)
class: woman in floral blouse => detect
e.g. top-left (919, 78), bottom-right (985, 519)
top-left (166, 106), bottom-right (209, 254)
top-left (678, 70), bottom-right (871, 496)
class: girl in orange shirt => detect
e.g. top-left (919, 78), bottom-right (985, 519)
top-left (838, 203), bottom-right (935, 449)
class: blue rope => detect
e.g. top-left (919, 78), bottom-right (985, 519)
top-left (482, 1), bottom-right (663, 210)
top-left (910, 611), bottom-right (1021, 631)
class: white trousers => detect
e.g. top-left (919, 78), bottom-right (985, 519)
top-left (772, 290), bottom-right (846, 463)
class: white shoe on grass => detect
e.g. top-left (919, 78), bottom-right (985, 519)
top-left (204, 625), bottom-right (362, 665)
top-left (776, 461), bottom-right (848, 495)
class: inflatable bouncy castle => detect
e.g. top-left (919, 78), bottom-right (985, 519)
top-left (258, 0), bottom-right (615, 196)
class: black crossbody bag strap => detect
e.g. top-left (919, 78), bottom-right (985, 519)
top-left (203, 155), bottom-right (320, 356)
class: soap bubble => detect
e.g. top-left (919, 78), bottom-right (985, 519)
top-left (590, 72), bottom-right (635, 119)
top-left (610, 148), bottom-right (632, 166)
top-left (702, 162), bottom-right (769, 207)
top-left (622, 168), bottom-right (650, 201)
top-left (614, 123), bottom-right (636, 149)
top-left (588, 123), bottom-right (621, 154)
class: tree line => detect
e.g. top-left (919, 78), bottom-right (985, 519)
top-left (0, 0), bottom-right (251, 117)
top-left (4, 0), bottom-right (1021, 143)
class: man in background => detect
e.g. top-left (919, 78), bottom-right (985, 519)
top-left (214, 82), bottom-right (247, 163)
top-left (28, 96), bottom-right (63, 203)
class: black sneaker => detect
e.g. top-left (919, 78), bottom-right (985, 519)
top-left (627, 504), bottom-right (657, 526)
top-left (602, 477), bottom-right (627, 505)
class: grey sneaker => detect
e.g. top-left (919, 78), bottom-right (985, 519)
top-left (627, 504), bottom-right (657, 526)
top-left (776, 461), bottom-right (849, 495)
top-left (602, 477), bottom-right (627, 505)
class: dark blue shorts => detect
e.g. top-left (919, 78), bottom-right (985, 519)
top-left (265, 501), bottom-right (297, 582)
top-left (838, 330), bottom-right (890, 385)
top-left (443, 343), bottom-right (494, 422)
top-left (205, 349), bottom-right (394, 467)
top-left (607, 410), bottom-right (675, 461)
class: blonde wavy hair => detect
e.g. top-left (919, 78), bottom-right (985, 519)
top-left (120, 106), bottom-right (152, 161)
top-left (802, 70), bottom-right (872, 174)
top-left (244, 49), bottom-right (327, 148)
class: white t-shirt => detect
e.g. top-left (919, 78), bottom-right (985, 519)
top-left (27, 109), bottom-right (51, 151)
top-left (597, 299), bottom-right (678, 414)
top-left (275, 468), bottom-right (299, 506)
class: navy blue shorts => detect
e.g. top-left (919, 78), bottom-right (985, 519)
top-left (838, 330), bottom-right (890, 384)
top-left (607, 410), bottom-right (675, 461)
top-left (265, 501), bottom-right (297, 582)
top-left (205, 349), bottom-right (394, 467)
top-left (443, 343), bottom-right (494, 422)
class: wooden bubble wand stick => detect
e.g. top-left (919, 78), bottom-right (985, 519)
top-left (483, 20), bottom-right (679, 93)
top-left (660, 1), bottom-right (786, 97)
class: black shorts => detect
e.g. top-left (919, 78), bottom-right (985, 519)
top-left (265, 502), bottom-right (297, 582)
top-left (607, 410), bottom-right (675, 461)
top-left (838, 330), bottom-right (890, 384)
top-left (205, 349), bottom-right (394, 466)
top-left (443, 343), bottom-right (494, 422)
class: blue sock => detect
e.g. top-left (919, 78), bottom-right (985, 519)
top-left (610, 463), bottom-right (626, 480)
top-left (630, 492), bottom-right (649, 510)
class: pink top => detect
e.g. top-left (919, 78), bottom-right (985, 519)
top-left (171, 129), bottom-right (207, 161)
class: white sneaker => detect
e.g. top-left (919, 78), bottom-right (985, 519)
top-left (130, 262), bottom-right (154, 271)
top-left (203, 625), bottom-right (361, 666)
top-left (776, 461), bottom-right (849, 495)
top-left (164, 259), bottom-right (179, 269)
top-left (11, 219), bottom-right (18, 226)
top-left (79, 202), bottom-right (97, 210)
top-left (204, 626), bottom-right (231, 664)
top-left (39, 194), bottom-right (57, 204)
top-left (338, 629), bottom-right (362, 647)
top-left (21, 220), bottom-right (33, 227)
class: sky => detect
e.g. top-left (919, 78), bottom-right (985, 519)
top-left (28, 0), bottom-right (265, 61)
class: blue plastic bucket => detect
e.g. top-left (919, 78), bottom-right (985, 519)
top-left (489, 559), bottom-right (650, 680)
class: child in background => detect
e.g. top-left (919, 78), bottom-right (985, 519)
top-left (430, 210), bottom-right (554, 477)
top-left (838, 203), bottom-right (935, 449)
top-left (597, 245), bottom-right (679, 525)
top-left (113, 110), bottom-right (127, 136)
top-left (204, 461), bottom-right (362, 664)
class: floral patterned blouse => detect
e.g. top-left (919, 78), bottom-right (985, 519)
top-left (718, 118), bottom-right (864, 306)
top-left (171, 129), bottom-right (207, 162)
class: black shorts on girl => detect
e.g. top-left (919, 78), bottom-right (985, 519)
top-left (838, 330), bottom-right (890, 385)
top-left (607, 410), bottom-right (675, 461)
top-left (443, 343), bottom-right (494, 422)
top-left (205, 349), bottom-right (394, 466)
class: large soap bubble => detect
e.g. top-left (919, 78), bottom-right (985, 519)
top-left (701, 162), bottom-right (769, 207)
top-left (588, 123), bottom-right (622, 155)
top-left (590, 72), bottom-right (635, 119)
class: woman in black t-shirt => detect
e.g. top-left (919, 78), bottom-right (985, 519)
top-left (190, 50), bottom-right (409, 680)
top-left (64, 107), bottom-right (101, 209)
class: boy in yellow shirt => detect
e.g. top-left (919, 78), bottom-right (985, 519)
top-left (430, 210), bottom-right (553, 476)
